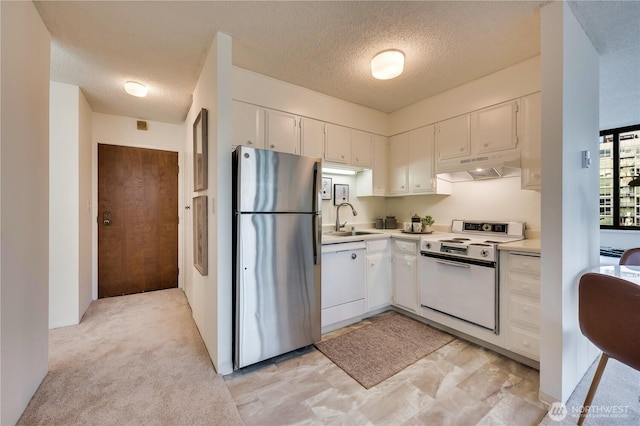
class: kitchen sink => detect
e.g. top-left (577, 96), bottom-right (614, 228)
top-left (326, 230), bottom-right (381, 237)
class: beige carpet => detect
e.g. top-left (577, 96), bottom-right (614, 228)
top-left (315, 312), bottom-right (455, 389)
top-left (17, 289), bottom-right (243, 426)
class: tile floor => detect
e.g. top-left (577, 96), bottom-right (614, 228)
top-left (224, 314), bottom-right (549, 425)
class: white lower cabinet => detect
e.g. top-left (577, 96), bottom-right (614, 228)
top-left (321, 242), bottom-right (366, 328)
top-left (366, 239), bottom-right (391, 311)
top-left (391, 239), bottom-right (418, 312)
top-left (502, 251), bottom-right (541, 361)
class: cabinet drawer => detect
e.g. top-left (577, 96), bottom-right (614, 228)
top-left (393, 239), bottom-right (417, 254)
top-left (509, 327), bottom-right (540, 360)
top-left (367, 239), bottom-right (389, 253)
top-left (509, 297), bottom-right (540, 328)
top-left (509, 253), bottom-right (540, 274)
top-left (510, 272), bottom-right (540, 297)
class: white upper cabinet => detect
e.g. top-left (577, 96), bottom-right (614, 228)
top-left (471, 99), bottom-right (518, 154)
top-left (232, 100), bottom-right (265, 149)
top-left (408, 125), bottom-right (435, 193)
top-left (265, 109), bottom-right (299, 155)
top-left (435, 115), bottom-right (471, 161)
top-left (351, 129), bottom-right (373, 167)
top-left (356, 134), bottom-right (387, 197)
top-left (518, 92), bottom-right (541, 190)
top-left (388, 133), bottom-right (409, 194)
top-left (325, 123), bottom-right (351, 164)
top-left (300, 117), bottom-right (325, 159)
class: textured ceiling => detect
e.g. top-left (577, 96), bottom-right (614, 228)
top-left (34, 1), bottom-right (638, 125)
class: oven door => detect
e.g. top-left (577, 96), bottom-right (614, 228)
top-left (419, 252), bottom-right (498, 333)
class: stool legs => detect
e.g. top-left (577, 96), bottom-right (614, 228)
top-left (578, 353), bottom-right (609, 426)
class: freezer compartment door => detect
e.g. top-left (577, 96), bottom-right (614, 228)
top-left (235, 146), bottom-right (322, 213)
top-left (235, 213), bottom-right (321, 369)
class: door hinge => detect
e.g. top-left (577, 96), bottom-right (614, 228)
top-left (177, 216), bottom-right (180, 224)
top-left (177, 165), bottom-right (180, 174)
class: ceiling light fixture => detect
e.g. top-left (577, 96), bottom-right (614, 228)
top-left (371, 50), bottom-right (405, 80)
top-left (124, 81), bottom-right (148, 97)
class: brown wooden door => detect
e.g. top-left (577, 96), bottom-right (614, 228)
top-left (98, 144), bottom-right (178, 298)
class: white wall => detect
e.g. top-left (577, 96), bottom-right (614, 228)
top-left (183, 33), bottom-right (234, 374)
top-left (49, 82), bottom-right (93, 329)
top-left (387, 177), bottom-right (541, 232)
top-left (539, 1), bottom-right (601, 404)
top-left (49, 82), bottom-right (80, 328)
top-left (321, 174), bottom-right (387, 229)
top-left (0, 2), bottom-right (50, 424)
top-left (91, 112), bottom-right (185, 299)
top-left (78, 87), bottom-right (93, 321)
top-left (233, 67), bottom-right (389, 136)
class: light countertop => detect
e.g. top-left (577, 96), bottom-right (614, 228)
top-left (322, 229), bottom-right (541, 255)
top-left (321, 228), bottom-right (424, 244)
top-left (497, 239), bottom-right (541, 254)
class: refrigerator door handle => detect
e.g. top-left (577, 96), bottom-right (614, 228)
top-left (312, 161), bottom-right (322, 265)
top-left (313, 213), bottom-right (321, 265)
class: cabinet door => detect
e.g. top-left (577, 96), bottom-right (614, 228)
top-left (408, 125), bottom-right (435, 193)
top-left (392, 253), bottom-right (417, 312)
top-left (435, 115), bottom-right (470, 160)
top-left (351, 129), bottom-right (373, 167)
top-left (232, 101), bottom-right (265, 149)
top-left (366, 252), bottom-right (391, 311)
top-left (518, 93), bottom-right (541, 190)
top-left (300, 117), bottom-right (325, 159)
top-left (471, 100), bottom-right (518, 154)
top-left (266, 109), bottom-right (299, 155)
top-left (372, 135), bottom-right (388, 195)
top-left (325, 123), bottom-right (351, 163)
top-left (388, 133), bottom-right (409, 194)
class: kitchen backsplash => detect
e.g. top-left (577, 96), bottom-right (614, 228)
top-left (322, 174), bottom-right (541, 233)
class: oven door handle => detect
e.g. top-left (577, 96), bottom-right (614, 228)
top-left (435, 259), bottom-right (471, 268)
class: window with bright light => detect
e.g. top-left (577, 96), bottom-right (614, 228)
top-left (599, 125), bottom-right (640, 228)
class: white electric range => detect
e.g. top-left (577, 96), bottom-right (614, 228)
top-left (418, 220), bottom-right (525, 334)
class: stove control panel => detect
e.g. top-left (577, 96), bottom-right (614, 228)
top-left (463, 222), bottom-right (508, 234)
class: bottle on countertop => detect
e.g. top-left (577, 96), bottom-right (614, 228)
top-left (411, 213), bottom-right (421, 223)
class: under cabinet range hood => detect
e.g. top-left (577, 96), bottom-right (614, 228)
top-left (436, 150), bottom-right (521, 183)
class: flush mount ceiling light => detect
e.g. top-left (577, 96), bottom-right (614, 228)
top-left (371, 50), bottom-right (405, 80)
top-left (124, 81), bottom-right (148, 97)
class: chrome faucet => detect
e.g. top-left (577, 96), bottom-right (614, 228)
top-left (335, 202), bottom-right (358, 231)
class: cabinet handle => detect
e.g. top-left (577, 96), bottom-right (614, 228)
top-left (351, 253), bottom-right (357, 260)
top-left (341, 154), bottom-right (345, 159)
top-left (247, 140), bottom-right (253, 145)
top-left (401, 185), bottom-right (405, 189)
top-left (356, 157), bottom-right (359, 161)
top-left (483, 142), bottom-right (489, 148)
top-left (459, 147), bottom-right (464, 152)
top-left (415, 183), bottom-right (420, 188)
top-left (522, 341), bottom-right (530, 347)
top-left (270, 144), bottom-right (275, 149)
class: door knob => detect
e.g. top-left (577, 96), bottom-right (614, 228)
top-left (103, 211), bottom-right (112, 226)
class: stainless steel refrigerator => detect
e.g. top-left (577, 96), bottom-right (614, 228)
top-left (232, 146), bottom-right (322, 369)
